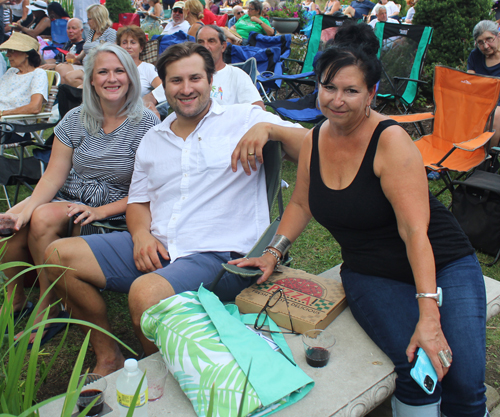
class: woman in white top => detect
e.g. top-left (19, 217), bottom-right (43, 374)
top-left (6, 0), bottom-right (31, 27)
top-left (117, 25), bottom-right (162, 97)
top-left (0, 32), bottom-right (47, 117)
top-left (301, 0), bottom-right (320, 13)
top-left (405, 0), bottom-right (416, 23)
top-left (371, 0), bottom-right (400, 19)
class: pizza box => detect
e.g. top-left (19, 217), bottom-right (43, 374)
top-left (235, 266), bottom-right (347, 334)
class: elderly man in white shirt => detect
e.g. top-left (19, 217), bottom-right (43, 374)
top-left (369, 4), bottom-right (398, 28)
top-left (45, 41), bottom-right (307, 376)
top-left (161, 1), bottom-right (190, 35)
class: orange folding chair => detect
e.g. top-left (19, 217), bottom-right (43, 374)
top-left (390, 65), bottom-right (500, 196)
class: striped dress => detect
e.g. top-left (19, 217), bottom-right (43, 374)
top-left (54, 106), bottom-right (160, 220)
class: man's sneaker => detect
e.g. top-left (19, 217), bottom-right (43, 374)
top-left (427, 171), bottom-right (441, 180)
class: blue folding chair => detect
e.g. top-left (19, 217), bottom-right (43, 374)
top-left (51, 19), bottom-right (69, 47)
top-left (247, 32), bottom-right (292, 61)
top-left (223, 43), bottom-right (283, 100)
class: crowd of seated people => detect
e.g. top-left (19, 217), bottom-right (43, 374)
top-left (11, 0), bottom-right (50, 39)
top-left (56, 4), bottom-right (116, 88)
top-left (0, 6), bottom-right (497, 416)
top-left (40, 16), bottom-right (84, 68)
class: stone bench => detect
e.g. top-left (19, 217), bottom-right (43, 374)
top-left (40, 265), bottom-right (500, 417)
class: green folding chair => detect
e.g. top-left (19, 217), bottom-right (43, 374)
top-left (373, 22), bottom-right (433, 135)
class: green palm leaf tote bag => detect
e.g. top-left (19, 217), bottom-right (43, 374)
top-left (141, 286), bottom-right (314, 417)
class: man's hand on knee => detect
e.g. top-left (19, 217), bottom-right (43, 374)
top-left (132, 230), bottom-right (170, 272)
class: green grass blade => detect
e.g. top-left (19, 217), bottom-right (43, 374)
top-left (22, 307), bottom-right (50, 411)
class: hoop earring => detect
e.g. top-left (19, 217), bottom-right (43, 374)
top-left (365, 105), bottom-right (371, 118)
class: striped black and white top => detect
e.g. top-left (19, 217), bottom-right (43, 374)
top-left (54, 106), bottom-right (160, 218)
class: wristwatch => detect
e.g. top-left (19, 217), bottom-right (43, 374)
top-left (415, 287), bottom-right (442, 307)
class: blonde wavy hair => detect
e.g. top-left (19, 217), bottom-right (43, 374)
top-left (86, 4), bottom-right (112, 34)
top-left (185, 0), bottom-right (204, 20)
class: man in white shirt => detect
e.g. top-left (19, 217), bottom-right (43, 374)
top-left (161, 1), bottom-right (190, 35)
top-left (144, 24), bottom-right (264, 114)
top-left (369, 4), bottom-right (398, 28)
top-left (46, 41), bottom-right (307, 376)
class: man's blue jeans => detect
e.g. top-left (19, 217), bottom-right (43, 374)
top-left (341, 254), bottom-right (487, 417)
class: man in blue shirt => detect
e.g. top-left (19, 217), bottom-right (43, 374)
top-left (228, 5), bottom-right (244, 29)
top-left (350, 0), bottom-right (375, 19)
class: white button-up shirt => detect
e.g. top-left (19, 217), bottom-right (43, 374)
top-left (128, 100), bottom-right (298, 262)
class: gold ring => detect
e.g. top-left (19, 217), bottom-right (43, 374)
top-left (248, 152), bottom-right (255, 156)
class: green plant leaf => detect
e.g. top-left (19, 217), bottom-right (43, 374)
top-left (206, 383), bottom-right (216, 417)
top-left (60, 330), bottom-right (91, 417)
top-left (126, 371), bottom-right (147, 417)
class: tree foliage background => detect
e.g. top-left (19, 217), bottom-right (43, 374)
top-left (105, 0), bottom-right (134, 23)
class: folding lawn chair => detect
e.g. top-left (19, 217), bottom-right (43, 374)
top-left (209, 140), bottom-right (287, 290)
top-left (260, 14), bottom-right (353, 105)
top-left (223, 43), bottom-right (283, 100)
top-left (50, 19), bottom-right (69, 47)
top-left (267, 89), bottom-right (325, 123)
top-left (389, 66), bottom-right (500, 197)
top-left (247, 32), bottom-right (292, 61)
top-left (0, 70), bottom-right (61, 208)
top-left (373, 21), bottom-right (433, 135)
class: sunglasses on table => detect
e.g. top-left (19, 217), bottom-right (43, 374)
top-left (254, 289), bottom-right (299, 335)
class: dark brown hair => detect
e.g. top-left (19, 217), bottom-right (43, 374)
top-left (156, 42), bottom-right (215, 87)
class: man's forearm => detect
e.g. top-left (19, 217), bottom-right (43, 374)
top-left (269, 124), bottom-right (308, 163)
top-left (126, 202), bottom-right (153, 237)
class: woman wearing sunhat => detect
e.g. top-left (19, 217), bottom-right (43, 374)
top-left (12, 0), bottom-right (51, 39)
top-left (0, 32), bottom-right (48, 117)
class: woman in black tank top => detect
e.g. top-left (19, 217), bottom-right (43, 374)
top-left (229, 25), bottom-right (487, 417)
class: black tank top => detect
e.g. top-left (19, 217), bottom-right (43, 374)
top-left (308, 119), bottom-right (474, 283)
top-left (29, 15), bottom-right (51, 37)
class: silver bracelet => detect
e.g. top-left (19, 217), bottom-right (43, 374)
top-left (269, 234), bottom-right (292, 258)
top-left (263, 248), bottom-right (281, 266)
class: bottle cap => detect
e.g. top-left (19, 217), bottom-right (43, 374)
top-left (124, 358), bottom-right (138, 372)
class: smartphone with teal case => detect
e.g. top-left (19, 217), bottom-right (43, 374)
top-left (410, 348), bottom-right (438, 395)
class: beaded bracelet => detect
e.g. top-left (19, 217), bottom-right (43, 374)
top-left (263, 247), bottom-right (281, 266)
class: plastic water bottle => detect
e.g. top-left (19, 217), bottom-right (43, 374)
top-left (116, 359), bottom-right (149, 416)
